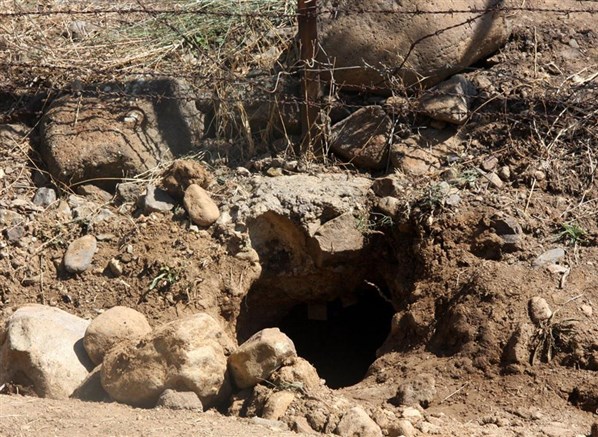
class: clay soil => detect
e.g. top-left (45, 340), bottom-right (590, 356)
top-left (1, 1), bottom-right (597, 436)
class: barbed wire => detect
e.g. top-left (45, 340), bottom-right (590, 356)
top-left (0, 6), bottom-right (597, 18)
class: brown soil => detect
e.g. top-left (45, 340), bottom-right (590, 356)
top-left (1, 1), bottom-right (597, 436)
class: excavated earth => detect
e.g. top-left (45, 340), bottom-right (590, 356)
top-left (1, 2), bottom-right (597, 436)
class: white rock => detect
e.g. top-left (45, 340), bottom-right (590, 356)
top-left (228, 328), bottom-right (297, 389)
top-left (0, 304), bottom-right (93, 399)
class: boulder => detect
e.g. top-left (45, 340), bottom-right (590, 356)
top-left (228, 328), bottom-right (297, 389)
top-left (269, 357), bottom-right (324, 394)
top-left (40, 79), bottom-right (203, 190)
top-left (0, 304), bottom-right (93, 399)
top-left (83, 306), bottom-right (152, 365)
top-left (329, 106), bottom-right (392, 170)
top-left (101, 313), bottom-right (233, 408)
top-left (183, 184), bottom-right (220, 227)
top-left (318, 0), bottom-right (511, 89)
top-left (63, 235), bottom-right (97, 274)
top-left (336, 407), bottom-right (383, 437)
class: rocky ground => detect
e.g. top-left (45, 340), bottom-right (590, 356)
top-left (1, 1), bottom-right (598, 436)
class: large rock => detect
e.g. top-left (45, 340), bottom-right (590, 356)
top-left (336, 407), bottom-right (383, 437)
top-left (0, 304), bottom-right (93, 399)
top-left (101, 313), bottom-right (233, 408)
top-left (329, 106), bottom-right (392, 170)
top-left (318, 0), bottom-right (511, 89)
top-left (40, 79), bottom-right (203, 190)
top-left (228, 328), bottom-right (297, 389)
top-left (83, 306), bottom-right (152, 365)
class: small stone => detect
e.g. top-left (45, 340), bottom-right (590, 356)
top-left (32, 187), bottom-right (57, 207)
top-left (266, 167), bottom-right (284, 177)
top-left (481, 157), bottom-right (499, 172)
top-left (534, 170), bottom-right (546, 181)
top-left (116, 182), bottom-right (144, 203)
top-left (156, 389), bottom-right (203, 411)
top-left (377, 196), bottom-right (402, 217)
top-left (183, 184), bottom-right (220, 227)
top-left (445, 194), bottom-right (461, 207)
top-left (262, 390), bottom-right (295, 420)
top-left (580, 304), bottom-right (593, 318)
top-left (236, 167), bottom-right (251, 177)
top-left (143, 185), bottom-right (175, 214)
top-left (336, 407), bottom-right (383, 437)
top-left (395, 419), bottom-right (416, 437)
top-left (483, 172), bottom-right (504, 188)
top-left (292, 416), bottom-right (317, 434)
top-left (250, 417), bottom-right (289, 432)
top-left (498, 165), bottom-right (511, 180)
top-left (420, 74), bottom-right (477, 125)
top-left (401, 407), bottom-right (423, 420)
top-left (63, 235), bottom-right (97, 273)
top-left (108, 258), bottom-right (123, 277)
top-left (394, 373), bottom-right (436, 408)
top-left (533, 248), bottom-right (565, 268)
top-left (5, 225), bottom-right (25, 243)
top-left (569, 38), bottom-right (580, 49)
top-left (528, 297), bottom-right (552, 324)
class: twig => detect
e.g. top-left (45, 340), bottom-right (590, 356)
top-left (441, 382), bottom-right (470, 404)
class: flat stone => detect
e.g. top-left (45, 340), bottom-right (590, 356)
top-left (64, 235), bottom-right (97, 273)
top-left (533, 248), bottom-right (565, 268)
top-left (32, 187), bottom-right (57, 207)
top-left (156, 389), bottom-right (203, 411)
top-left (5, 225), bottom-right (25, 243)
top-left (143, 185), bottom-right (175, 214)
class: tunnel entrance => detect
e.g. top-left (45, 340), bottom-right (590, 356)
top-left (276, 286), bottom-right (394, 389)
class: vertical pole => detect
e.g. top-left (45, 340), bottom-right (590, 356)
top-left (298, 0), bottom-right (320, 157)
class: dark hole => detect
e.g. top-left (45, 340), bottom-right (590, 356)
top-left (278, 287), bottom-right (394, 389)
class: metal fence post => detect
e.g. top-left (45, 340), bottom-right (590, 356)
top-left (297, 0), bottom-right (320, 157)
